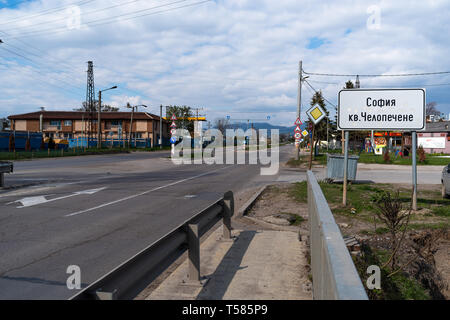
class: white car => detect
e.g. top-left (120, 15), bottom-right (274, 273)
top-left (442, 163), bottom-right (450, 198)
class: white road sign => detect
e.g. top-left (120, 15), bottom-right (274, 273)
top-left (338, 88), bottom-right (425, 130)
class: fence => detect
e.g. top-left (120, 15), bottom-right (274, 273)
top-left (0, 131), bottom-right (43, 151)
top-left (307, 171), bottom-right (368, 300)
top-left (70, 191), bottom-right (234, 300)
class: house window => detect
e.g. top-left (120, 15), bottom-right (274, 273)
top-left (50, 120), bottom-right (60, 127)
top-left (111, 120), bottom-right (121, 127)
top-left (64, 120), bottom-right (72, 126)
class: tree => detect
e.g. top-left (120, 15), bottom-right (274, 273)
top-left (214, 117), bottom-right (231, 134)
top-left (426, 102), bottom-right (440, 117)
top-left (74, 101), bottom-right (119, 112)
top-left (165, 105), bottom-right (194, 133)
top-left (0, 118), bottom-right (9, 131)
top-left (305, 90), bottom-right (329, 152)
top-left (333, 80), bottom-right (355, 143)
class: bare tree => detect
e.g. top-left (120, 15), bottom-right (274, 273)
top-left (371, 190), bottom-right (412, 269)
top-left (426, 102), bottom-right (440, 116)
top-left (214, 117), bottom-right (231, 134)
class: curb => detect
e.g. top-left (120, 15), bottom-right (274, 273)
top-left (236, 185), bottom-right (268, 218)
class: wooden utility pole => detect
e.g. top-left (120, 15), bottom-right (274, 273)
top-left (296, 61), bottom-right (302, 160)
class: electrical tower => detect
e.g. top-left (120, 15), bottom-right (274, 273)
top-left (86, 61), bottom-right (95, 144)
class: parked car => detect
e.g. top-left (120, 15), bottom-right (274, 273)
top-left (442, 163), bottom-right (450, 198)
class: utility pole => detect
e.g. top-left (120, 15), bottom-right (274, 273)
top-left (159, 105), bottom-right (163, 149)
top-left (296, 60), bottom-right (302, 160)
top-left (97, 90), bottom-right (102, 148)
top-left (326, 115), bottom-right (329, 151)
top-left (97, 86), bottom-right (117, 148)
top-left (128, 106), bottom-right (134, 148)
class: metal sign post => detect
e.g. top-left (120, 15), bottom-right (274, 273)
top-left (412, 131), bottom-right (417, 210)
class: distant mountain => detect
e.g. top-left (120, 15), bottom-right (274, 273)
top-left (220, 122), bottom-right (307, 135)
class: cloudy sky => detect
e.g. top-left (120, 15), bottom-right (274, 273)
top-left (0, 0), bottom-right (449, 126)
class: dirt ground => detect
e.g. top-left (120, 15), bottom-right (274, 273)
top-left (244, 182), bottom-right (450, 300)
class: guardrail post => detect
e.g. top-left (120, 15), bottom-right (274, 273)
top-left (187, 223), bottom-right (201, 282)
top-left (222, 191), bottom-right (234, 240)
top-left (0, 173), bottom-right (4, 188)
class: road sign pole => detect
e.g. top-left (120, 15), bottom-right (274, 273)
top-left (343, 131), bottom-right (349, 206)
top-left (308, 124), bottom-right (315, 170)
top-left (412, 131), bottom-right (417, 210)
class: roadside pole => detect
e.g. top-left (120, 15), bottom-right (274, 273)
top-left (97, 91), bottom-right (102, 148)
top-left (343, 131), bottom-right (349, 205)
top-left (160, 105), bottom-right (163, 149)
top-left (412, 131), bottom-right (417, 210)
top-left (296, 61), bottom-right (302, 160)
top-left (308, 124), bottom-right (315, 170)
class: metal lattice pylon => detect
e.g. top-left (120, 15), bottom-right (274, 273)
top-left (86, 61), bottom-right (95, 143)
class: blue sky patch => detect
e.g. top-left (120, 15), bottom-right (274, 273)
top-left (307, 37), bottom-right (327, 49)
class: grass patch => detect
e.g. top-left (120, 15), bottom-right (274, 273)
top-left (286, 154), bottom-right (327, 167)
top-left (432, 206), bottom-right (450, 217)
top-left (338, 151), bottom-right (449, 166)
top-left (280, 212), bottom-right (306, 226)
top-left (354, 245), bottom-right (431, 300)
top-left (289, 181), bottom-right (449, 227)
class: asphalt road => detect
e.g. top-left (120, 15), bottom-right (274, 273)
top-left (0, 147), bottom-right (292, 299)
top-left (0, 146), bottom-right (444, 299)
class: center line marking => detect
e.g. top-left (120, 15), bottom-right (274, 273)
top-left (64, 166), bottom-right (230, 217)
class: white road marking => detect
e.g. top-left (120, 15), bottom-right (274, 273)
top-left (9, 187), bottom-right (108, 208)
top-left (65, 166), bottom-right (230, 217)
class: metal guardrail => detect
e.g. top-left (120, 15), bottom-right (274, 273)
top-left (70, 191), bottom-right (234, 300)
top-left (307, 171), bottom-right (368, 300)
top-left (0, 161), bottom-right (13, 188)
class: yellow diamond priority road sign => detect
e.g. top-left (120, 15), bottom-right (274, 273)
top-left (306, 104), bottom-right (326, 125)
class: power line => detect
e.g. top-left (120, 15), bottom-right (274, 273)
top-left (0, 59), bottom-right (82, 97)
top-left (302, 70), bottom-right (450, 77)
top-left (303, 79), bottom-right (337, 108)
top-left (1, 40), bottom-right (85, 80)
top-left (0, 0), bottom-right (30, 9)
top-left (0, 0), bottom-right (97, 27)
top-left (0, 46), bottom-right (83, 94)
top-left (8, 0), bottom-right (210, 39)
top-left (2, 0), bottom-right (149, 33)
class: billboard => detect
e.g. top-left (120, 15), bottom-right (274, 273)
top-left (418, 137), bottom-right (446, 149)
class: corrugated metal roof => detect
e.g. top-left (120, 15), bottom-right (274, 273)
top-left (424, 121), bottom-right (450, 132)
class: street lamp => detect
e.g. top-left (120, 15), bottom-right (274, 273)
top-left (97, 85), bottom-right (117, 148)
top-left (126, 104), bottom-right (148, 148)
